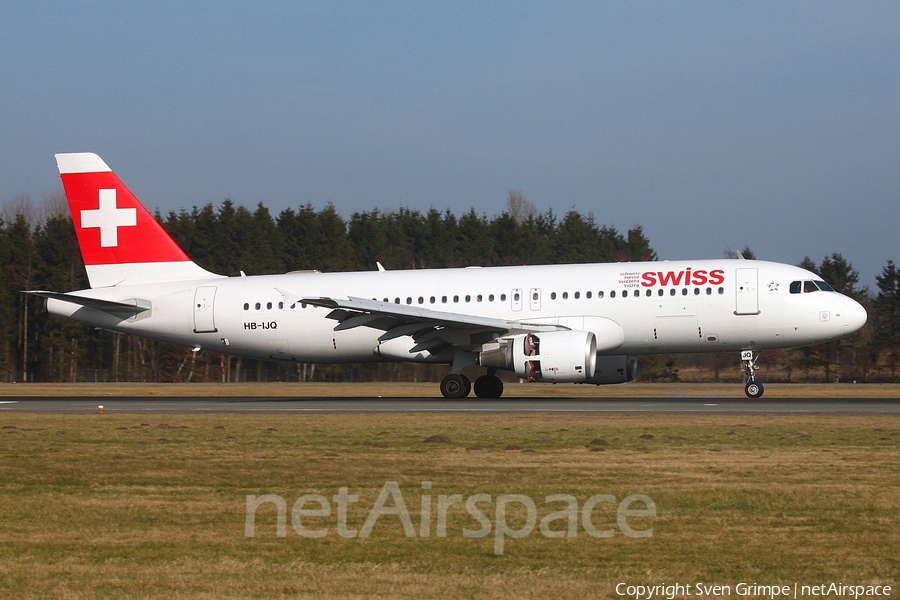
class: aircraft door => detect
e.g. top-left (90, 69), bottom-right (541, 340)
top-left (529, 288), bottom-right (541, 311)
top-left (193, 286), bottom-right (218, 333)
top-left (735, 268), bottom-right (760, 315)
top-left (511, 288), bottom-right (523, 311)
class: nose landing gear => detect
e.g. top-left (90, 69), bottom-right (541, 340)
top-left (741, 350), bottom-right (764, 398)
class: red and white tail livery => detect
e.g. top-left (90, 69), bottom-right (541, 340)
top-left (56, 152), bottom-right (218, 288)
top-left (32, 152), bottom-right (867, 398)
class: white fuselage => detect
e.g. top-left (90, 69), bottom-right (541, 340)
top-left (47, 259), bottom-right (867, 365)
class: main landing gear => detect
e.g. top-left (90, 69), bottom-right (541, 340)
top-left (440, 374), bottom-right (470, 399)
top-left (473, 373), bottom-right (504, 399)
top-left (741, 350), bottom-right (764, 398)
top-left (439, 372), bottom-right (504, 399)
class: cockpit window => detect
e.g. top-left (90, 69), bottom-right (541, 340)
top-left (790, 280), bottom-right (836, 294)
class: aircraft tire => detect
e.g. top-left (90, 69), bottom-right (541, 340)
top-left (744, 381), bottom-right (764, 398)
top-left (441, 374), bottom-right (471, 399)
top-left (474, 375), bottom-right (504, 398)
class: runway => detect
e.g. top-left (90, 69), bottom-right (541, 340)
top-left (1, 396), bottom-right (898, 414)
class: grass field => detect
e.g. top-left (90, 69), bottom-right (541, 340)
top-left (0, 410), bottom-right (897, 599)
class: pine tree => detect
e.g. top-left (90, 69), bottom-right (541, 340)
top-left (873, 260), bottom-right (900, 379)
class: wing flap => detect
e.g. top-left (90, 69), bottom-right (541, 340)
top-left (302, 296), bottom-right (549, 332)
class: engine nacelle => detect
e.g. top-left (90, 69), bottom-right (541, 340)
top-left (479, 330), bottom-right (597, 383)
top-left (584, 355), bottom-right (638, 384)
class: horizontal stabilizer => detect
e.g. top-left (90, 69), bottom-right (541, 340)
top-left (25, 290), bottom-right (151, 315)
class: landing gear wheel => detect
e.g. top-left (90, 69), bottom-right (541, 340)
top-left (745, 381), bottom-right (764, 398)
top-left (740, 350), bottom-right (763, 398)
top-left (474, 375), bottom-right (504, 398)
top-left (440, 374), bottom-right (471, 399)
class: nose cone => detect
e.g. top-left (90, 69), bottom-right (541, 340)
top-left (842, 297), bottom-right (868, 334)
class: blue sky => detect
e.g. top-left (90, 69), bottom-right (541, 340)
top-left (2, 1), bottom-right (897, 288)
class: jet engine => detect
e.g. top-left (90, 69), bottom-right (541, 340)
top-left (479, 331), bottom-right (597, 383)
top-left (584, 355), bottom-right (638, 384)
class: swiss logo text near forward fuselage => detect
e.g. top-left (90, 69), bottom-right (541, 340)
top-left (80, 189), bottom-right (137, 247)
top-left (640, 268), bottom-right (725, 287)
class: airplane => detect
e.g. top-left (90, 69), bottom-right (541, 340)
top-left (27, 152), bottom-right (868, 399)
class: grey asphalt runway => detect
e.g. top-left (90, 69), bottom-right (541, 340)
top-left (1, 396), bottom-right (898, 413)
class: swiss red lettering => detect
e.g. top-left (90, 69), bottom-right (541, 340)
top-left (639, 267), bottom-right (727, 287)
top-left (658, 271), bottom-right (685, 286)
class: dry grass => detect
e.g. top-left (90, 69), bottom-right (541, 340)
top-left (2, 381), bottom-right (899, 397)
top-left (0, 413), bottom-right (897, 598)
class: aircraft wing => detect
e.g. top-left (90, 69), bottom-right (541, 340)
top-left (281, 291), bottom-right (562, 353)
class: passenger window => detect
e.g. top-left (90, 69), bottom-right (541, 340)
top-left (501, 294), bottom-right (507, 301)
top-left (394, 298), bottom-right (400, 304)
top-left (442, 296), bottom-right (447, 303)
top-left (694, 288), bottom-right (700, 295)
top-left (610, 291), bottom-right (616, 298)
top-left (658, 289), bottom-right (663, 296)
top-left (718, 287), bottom-right (724, 294)
top-left (598, 291), bottom-right (604, 299)
top-left (706, 287), bottom-right (712, 295)
top-left (478, 294), bottom-right (483, 302)
top-left (551, 292), bottom-right (557, 300)
top-left (562, 292), bottom-right (569, 299)
top-left (622, 290), bottom-right (628, 298)
top-left (243, 303), bottom-right (249, 311)
top-left (406, 297), bottom-right (412, 304)
top-left (489, 294), bottom-right (494, 301)
top-left (418, 297), bottom-right (424, 304)
top-left (514, 292), bottom-right (520, 301)
top-left (646, 289), bottom-right (652, 297)
top-left (682, 289), bottom-right (688, 296)
top-left (465, 295), bottom-right (471, 302)
top-left (453, 295), bottom-right (459, 303)
top-left (670, 288), bottom-right (676, 296)
top-left (255, 302), bottom-right (261, 310)
top-left (430, 296), bottom-right (435, 304)
top-left (574, 292), bottom-right (580, 299)
top-left (278, 301), bottom-right (284, 309)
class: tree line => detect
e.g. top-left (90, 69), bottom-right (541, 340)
top-left (0, 193), bottom-right (897, 384)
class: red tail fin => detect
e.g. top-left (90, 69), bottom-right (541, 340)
top-left (56, 153), bottom-right (220, 288)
